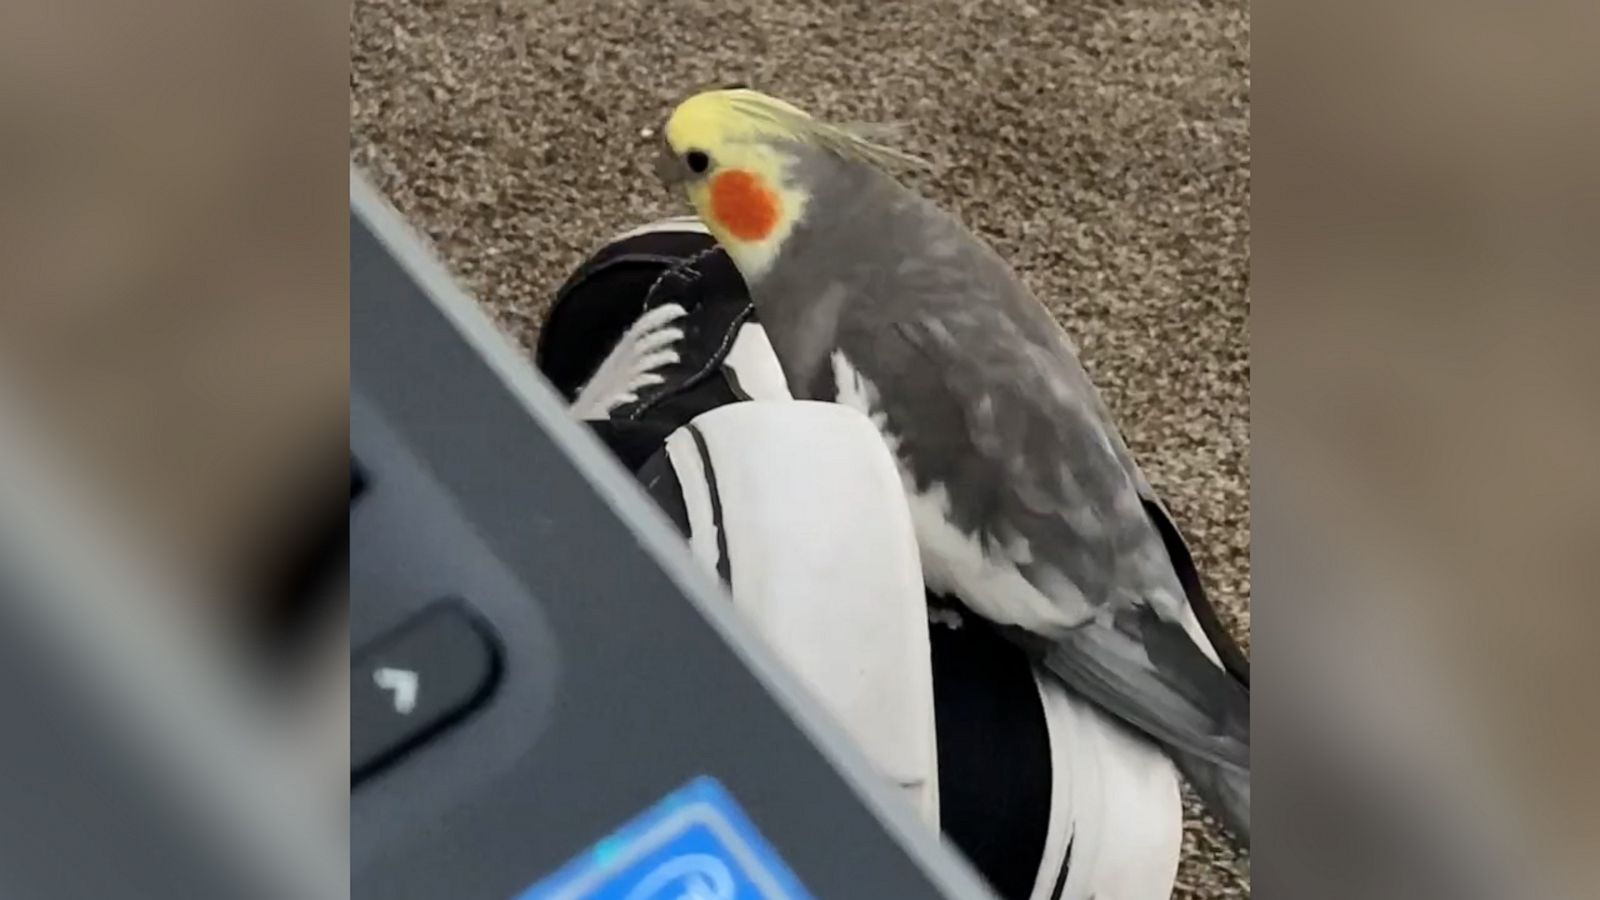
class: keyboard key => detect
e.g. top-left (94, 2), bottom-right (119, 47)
top-left (352, 602), bottom-right (500, 783)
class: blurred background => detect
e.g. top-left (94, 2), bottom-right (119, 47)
top-left (0, 0), bottom-right (346, 896)
top-left (1255, 0), bottom-right (1599, 896)
top-left (351, 2), bottom-right (1251, 891)
top-left (0, 0), bottom-right (348, 663)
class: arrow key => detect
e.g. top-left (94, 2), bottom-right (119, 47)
top-left (373, 667), bottom-right (419, 715)
top-left (352, 602), bottom-right (500, 784)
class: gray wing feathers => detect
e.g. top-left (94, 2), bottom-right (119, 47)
top-left (762, 163), bottom-right (1250, 843)
top-left (836, 217), bottom-right (1252, 843)
top-left (869, 295), bottom-right (1172, 611)
top-left (876, 305), bottom-right (1254, 843)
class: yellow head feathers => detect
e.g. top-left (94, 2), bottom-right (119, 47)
top-left (663, 89), bottom-right (810, 150)
top-left (662, 89), bottom-right (926, 176)
top-left (656, 89), bottom-right (924, 279)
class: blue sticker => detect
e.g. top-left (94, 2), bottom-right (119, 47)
top-left (516, 776), bottom-right (815, 900)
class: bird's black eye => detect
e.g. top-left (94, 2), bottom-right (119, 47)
top-left (685, 150), bottom-right (710, 174)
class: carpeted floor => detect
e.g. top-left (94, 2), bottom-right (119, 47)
top-left (351, 0), bottom-right (1250, 895)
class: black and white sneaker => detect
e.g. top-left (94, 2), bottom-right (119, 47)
top-left (534, 218), bottom-right (1249, 900)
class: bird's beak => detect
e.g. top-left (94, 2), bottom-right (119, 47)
top-left (654, 144), bottom-right (686, 189)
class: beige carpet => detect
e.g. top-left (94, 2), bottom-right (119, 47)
top-left (352, 0), bottom-right (1250, 895)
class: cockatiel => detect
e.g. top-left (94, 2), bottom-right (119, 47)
top-left (652, 88), bottom-right (1250, 845)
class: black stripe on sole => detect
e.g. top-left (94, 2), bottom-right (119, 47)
top-left (684, 423), bottom-right (731, 585)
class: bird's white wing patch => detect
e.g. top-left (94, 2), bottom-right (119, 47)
top-left (830, 351), bottom-right (1093, 633)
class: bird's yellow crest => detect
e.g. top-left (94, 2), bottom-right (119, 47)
top-left (658, 89), bottom-right (923, 281)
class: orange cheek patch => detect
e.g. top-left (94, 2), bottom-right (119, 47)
top-left (708, 169), bottom-right (780, 242)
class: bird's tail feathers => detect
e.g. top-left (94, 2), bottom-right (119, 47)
top-left (1040, 607), bottom-right (1251, 847)
top-left (1173, 750), bottom-right (1251, 845)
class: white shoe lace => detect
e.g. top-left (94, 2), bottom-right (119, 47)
top-left (569, 303), bottom-right (688, 418)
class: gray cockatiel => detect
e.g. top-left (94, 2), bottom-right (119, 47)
top-left (656, 88), bottom-right (1250, 844)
